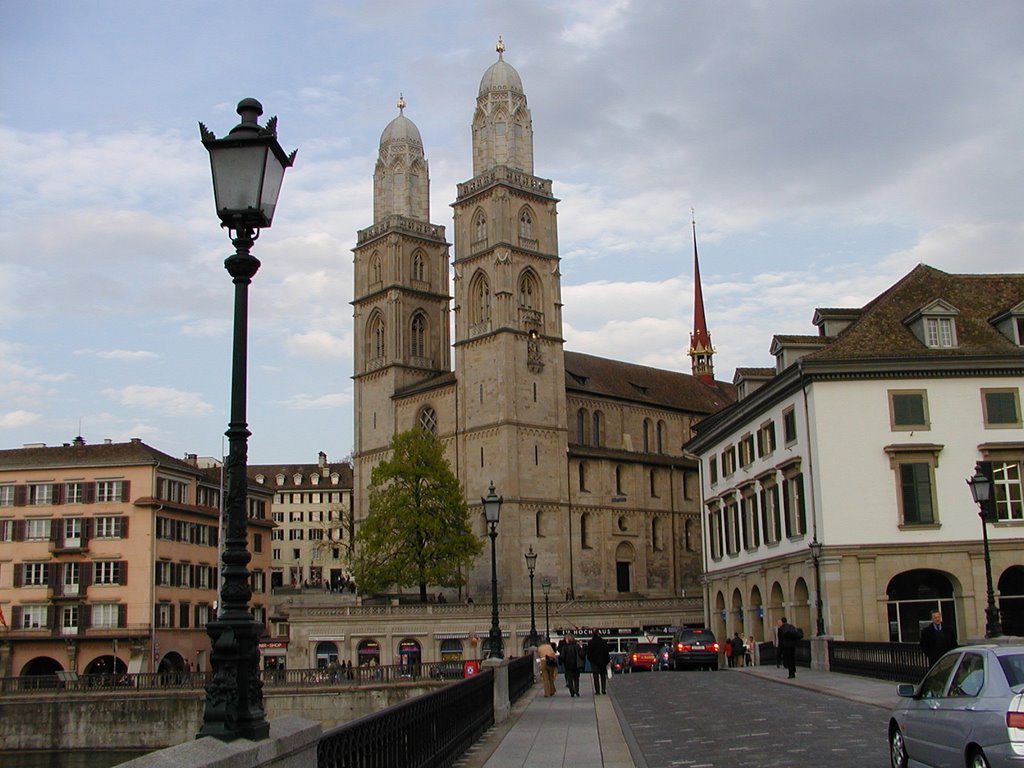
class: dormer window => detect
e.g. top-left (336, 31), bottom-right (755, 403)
top-left (990, 300), bottom-right (1024, 346)
top-left (905, 299), bottom-right (959, 349)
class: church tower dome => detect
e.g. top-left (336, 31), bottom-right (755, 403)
top-left (374, 94), bottom-right (429, 223)
top-left (472, 38), bottom-right (533, 175)
top-left (478, 41), bottom-right (524, 96)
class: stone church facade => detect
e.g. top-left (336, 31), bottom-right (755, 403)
top-left (350, 42), bottom-right (734, 612)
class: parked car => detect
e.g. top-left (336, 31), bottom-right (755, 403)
top-left (609, 652), bottom-right (627, 674)
top-left (672, 627), bottom-right (720, 671)
top-left (628, 643), bottom-right (660, 672)
top-left (888, 643), bottom-right (1024, 768)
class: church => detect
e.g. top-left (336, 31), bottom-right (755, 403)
top-left (350, 39), bottom-right (734, 626)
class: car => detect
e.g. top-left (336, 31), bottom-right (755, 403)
top-left (672, 627), bottom-right (720, 671)
top-left (609, 652), bottom-right (627, 674)
top-left (888, 643), bottom-right (1024, 768)
top-left (628, 642), bottom-right (660, 672)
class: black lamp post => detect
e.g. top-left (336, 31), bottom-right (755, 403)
top-left (809, 539), bottom-right (825, 636)
top-left (525, 546), bottom-right (538, 648)
top-left (967, 461), bottom-right (1003, 638)
top-left (541, 577), bottom-right (551, 643)
top-left (482, 482), bottom-right (503, 659)
top-left (196, 99), bottom-right (296, 742)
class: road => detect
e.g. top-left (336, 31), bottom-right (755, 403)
top-left (611, 669), bottom-right (891, 767)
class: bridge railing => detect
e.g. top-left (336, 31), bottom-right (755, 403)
top-left (827, 640), bottom-right (929, 683)
top-left (0, 660), bottom-right (479, 695)
top-left (507, 653), bottom-right (535, 704)
top-left (317, 666), bottom-right (494, 768)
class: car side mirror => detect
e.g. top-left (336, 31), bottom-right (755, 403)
top-left (896, 683), bottom-right (916, 698)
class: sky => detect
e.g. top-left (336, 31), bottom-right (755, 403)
top-left (1, 1), bottom-right (1022, 465)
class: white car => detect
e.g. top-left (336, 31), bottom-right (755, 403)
top-left (888, 644), bottom-right (1024, 768)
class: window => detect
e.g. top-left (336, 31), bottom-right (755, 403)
top-left (783, 408), bottom-right (798, 444)
top-left (474, 211), bottom-right (487, 243)
top-left (519, 209), bottom-right (533, 241)
top-left (94, 516), bottom-right (124, 538)
top-left (578, 461), bottom-right (588, 492)
top-left (289, 529), bottom-right (304, 540)
top-left (649, 469), bottom-right (658, 498)
top-left (580, 512), bottom-right (591, 549)
top-left (0, 519), bottom-right (11, 541)
top-left (708, 505), bottom-right (723, 560)
top-left (272, 528), bottom-right (284, 541)
top-left (96, 480), bottom-right (125, 503)
top-left (61, 605), bottom-right (79, 635)
top-left (760, 480), bottom-right (782, 545)
top-left (25, 518), bottom-right (51, 540)
top-left (757, 422), bottom-right (776, 458)
top-left (28, 484), bottom-right (54, 505)
top-left (518, 271), bottom-right (537, 308)
top-left (410, 313), bottom-right (426, 358)
top-left (370, 314), bottom-right (385, 361)
top-left (576, 409), bottom-right (587, 444)
top-left (65, 482), bottom-right (83, 504)
top-left (94, 560), bottom-right (124, 585)
top-left (615, 466), bottom-right (625, 496)
top-left (708, 456), bottom-right (718, 485)
top-left (156, 517), bottom-right (174, 540)
top-left (92, 603), bottom-right (121, 629)
top-left (725, 500), bottom-right (740, 555)
top-left (419, 406), bottom-right (438, 434)
top-left (20, 605), bottom-right (48, 629)
top-left (739, 434), bottom-right (755, 467)
top-left (412, 251), bottom-right (426, 282)
top-left (155, 603), bottom-right (174, 629)
top-left (0, 485), bottom-right (13, 506)
top-left (472, 274), bottom-right (491, 326)
top-left (982, 389), bottom-right (1021, 427)
top-left (889, 390), bottom-right (929, 430)
top-left (643, 419), bottom-right (652, 453)
top-left (656, 421), bottom-right (665, 454)
top-left (23, 562), bottom-right (49, 586)
top-left (289, 511), bottom-right (304, 522)
top-left (741, 488), bottom-right (760, 549)
top-left (902, 463), bottom-right (935, 525)
top-left (308, 528), bottom-right (324, 540)
top-left (195, 603), bottom-right (211, 626)
top-left (722, 446), bottom-right (737, 476)
top-left (371, 253), bottom-right (381, 283)
top-left (591, 412), bottom-right (601, 447)
top-left (782, 472), bottom-right (808, 537)
top-left (925, 317), bottom-right (955, 348)
top-left (157, 477), bottom-right (188, 503)
top-left (993, 461), bottom-right (1024, 521)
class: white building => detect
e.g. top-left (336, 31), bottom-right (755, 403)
top-left (685, 264), bottom-right (1024, 644)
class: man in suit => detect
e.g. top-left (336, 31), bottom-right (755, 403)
top-left (919, 609), bottom-right (957, 667)
top-left (776, 617), bottom-right (803, 678)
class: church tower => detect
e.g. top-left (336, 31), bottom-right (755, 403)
top-left (688, 215), bottom-right (715, 383)
top-left (452, 40), bottom-right (570, 598)
top-left (352, 97), bottom-right (451, 514)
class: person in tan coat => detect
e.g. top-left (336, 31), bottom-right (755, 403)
top-left (536, 641), bottom-right (558, 697)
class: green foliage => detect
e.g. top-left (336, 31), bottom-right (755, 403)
top-left (353, 428), bottom-right (481, 601)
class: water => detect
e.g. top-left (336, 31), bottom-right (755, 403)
top-left (0, 751), bottom-right (149, 768)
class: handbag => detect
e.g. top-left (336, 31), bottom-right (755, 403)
top-left (545, 656), bottom-right (558, 668)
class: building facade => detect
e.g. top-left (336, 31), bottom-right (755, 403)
top-left (685, 265), bottom-right (1024, 645)
top-left (0, 438), bottom-right (274, 678)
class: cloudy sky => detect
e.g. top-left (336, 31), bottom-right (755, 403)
top-left (2, 0), bottom-right (1022, 464)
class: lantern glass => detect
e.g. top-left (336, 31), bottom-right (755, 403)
top-left (525, 546), bottom-right (537, 572)
top-left (967, 467), bottom-right (991, 504)
top-left (482, 483), bottom-right (502, 524)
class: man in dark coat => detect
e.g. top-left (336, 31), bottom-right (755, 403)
top-left (561, 634), bottom-right (585, 697)
top-left (585, 630), bottom-right (610, 695)
top-left (776, 616), bottom-right (803, 679)
top-left (919, 609), bottom-right (957, 667)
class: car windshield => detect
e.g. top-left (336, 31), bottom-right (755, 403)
top-left (998, 653), bottom-right (1024, 687)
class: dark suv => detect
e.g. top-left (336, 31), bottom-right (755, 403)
top-left (672, 627), bottom-right (720, 671)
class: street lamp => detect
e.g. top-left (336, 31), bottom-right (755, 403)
top-left (482, 482), bottom-right (503, 659)
top-left (967, 461), bottom-right (1003, 638)
top-left (809, 539), bottom-right (825, 636)
top-left (541, 577), bottom-right (551, 643)
top-left (524, 545), bottom-right (538, 648)
top-left (196, 99), bottom-right (296, 742)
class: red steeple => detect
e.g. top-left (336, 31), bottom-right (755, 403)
top-left (688, 213), bottom-right (715, 383)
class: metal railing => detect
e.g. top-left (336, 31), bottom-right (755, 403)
top-left (0, 661), bottom-right (474, 695)
top-left (507, 653), bottom-right (536, 704)
top-left (828, 640), bottom-right (929, 684)
top-left (318, 666), bottom-right (494, 768)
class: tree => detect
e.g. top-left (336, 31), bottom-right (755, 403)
top-left (353, 428), bottom-right (481, 602)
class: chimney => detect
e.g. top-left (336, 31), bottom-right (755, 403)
top-left (319, 451), bottom-right (327, 470)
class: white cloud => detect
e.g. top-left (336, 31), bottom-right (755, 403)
top-left (282, 392), bottom-right (353, 410)
top-left (0, 410), bottom-right (39, 429)
top-left (103, 385), bottom-right (214, 417)
top-left (74, 349), bottom-right (159, 361)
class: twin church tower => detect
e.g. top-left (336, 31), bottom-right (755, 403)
top-left (352, 41), bottom-right (733, 606)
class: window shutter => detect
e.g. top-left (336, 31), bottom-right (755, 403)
top-left (46, 563), bottom-right (55, 587)
top-left (12, 606), bottom-right (23, 628)
top-left (83, 482), bottom-right (96, 503)
top-left (118, 603), bottom-right (128, 628)
top-left (80, 607), bottom-right (91, 630)
top-left (120, 517), bottom-right (129, 538)
top-left (13, 563), bottom-right (23, 587)
top-left (80, 565), bottom-right (92, 588)
top-left (13, 519), bottom-right (26, 541)
top-left (782, 479), bottom-right (792, 537)
top-left (118, 561), bottom-right (128, 586)
top-left (120, 480), bottom-right (131, 502)
top-left (52, 483), bottom-right (64, 505)
top-left (179, 603), bottom-right (190, 629)
top-left (49, 522), bottom-right (59, 542)
top-left (14, 485), bottom-right (27, 506)
top-left (45, 605), bottom-right (55, 630)
top-left (83, 516), bottom-right (93, 542)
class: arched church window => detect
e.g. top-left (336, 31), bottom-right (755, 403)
top-left (369, 314), bottom-right (385, 363)
top-left (412, 252), bottom-right (426, 282)
top-left (410, 312), bottom-right (426, 358)
top-left (576, 409), bottom-right (588, 445)
top-left (519, 209), bottom-right (533, 240)
top-left (642, 419), bottom-right (652, 453)
top-left (591, 411), bottom-right (602, 447)
top-left (656, 421), bottom-right (666, 454)
top-left (580, 512), bottom-right (591, 549)
top-left (418, 406), bottom-right (437, 434)
top-left (518, 271), bottom-right (537, 309)
top-left (578, 461), bottom-right (588, 492)
top-left (371, 253), bottom-right (382, 284)
top-left (472, 273), bottom-right (491, 325)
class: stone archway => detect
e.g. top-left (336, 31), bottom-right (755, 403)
top-left (615, 541), bottom-right (635, 593)
top-left (792, 578), bottom-right (811, 635)
top-left (998, 565), bottom-right (1024, 636)
top-left (749, 584), bottom-right (765, 644)
top-left (886, 569), bottom-right (957, 643)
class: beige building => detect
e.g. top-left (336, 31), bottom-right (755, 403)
top-left (685, 265), bottom-right (1024, 645)
top-left (0, 438), bottom-right (274, 678)
top-left (289, 42), bottom-right (734, 666)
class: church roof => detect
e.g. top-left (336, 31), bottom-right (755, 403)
top-left (564, 351), bottom-right (735, 415)
top-left (479, 40), bottom-right (524, 96)
top-left (379, 95), bottom-right (422, 147)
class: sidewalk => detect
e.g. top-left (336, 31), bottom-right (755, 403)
top-left (455, 665), bottom-right (901, 767)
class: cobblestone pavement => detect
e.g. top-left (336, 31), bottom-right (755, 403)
top-left (610, 670), bottom-right (891, 768)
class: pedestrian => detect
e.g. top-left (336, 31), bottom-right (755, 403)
top-left (744, 634), bottom-right (755, 667)
top-left (919, 609), bottom-right (957, 667)
top-left (537, 640), bottom-right (558, 697)
top-left (776, 617), bottom-right (803, 678)
top-left (561, 634), bottom-right (584, 697)
top-left (585, 630), bottom-right (611, 695)
top-left (731, 633), bottom-right (745, 668)
top-left (723, 635), bottom-right (734, 667)
top-left (773, 620), bottom-right (782, 668)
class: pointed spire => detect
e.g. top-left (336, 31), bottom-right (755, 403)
top-left (496, 36), bottom-right (505, 59)
top-left (688, 210), bottom-right (716, 383)
top-left (397, 93), bottom-right (406, 114)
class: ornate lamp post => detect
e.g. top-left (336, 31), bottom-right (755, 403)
top-left (809, 539), bottom-right (826, 636)
top-left (196, 99), bottom-right (296, 742)
top-left (967, 461), bottom-right (1003, 638)
top-left (482, 482), bottom-right (503, 659)
top-left (541, 577), bottom-right (551, 643)
top-left (524, 546), bottom-right (538, 648)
